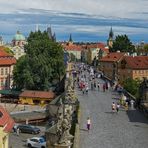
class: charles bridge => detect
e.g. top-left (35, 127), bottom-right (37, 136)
top-left (45, 62), bottom-right (148, 148)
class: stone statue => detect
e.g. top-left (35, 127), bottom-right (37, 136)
top-left (139, 78), bottom-right (148, 102)
top-left (58, 108), bottom-right (73, 145)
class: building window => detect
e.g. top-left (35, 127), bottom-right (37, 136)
top-left (1, 79), bottom-right (4, 87)
top-left (5, 68), bottom-right (8, 75)
top-left (1, 68), bottom-right (4, 75)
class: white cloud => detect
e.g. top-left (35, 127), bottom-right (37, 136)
top-left (0, 0), bottom-right (148, 19)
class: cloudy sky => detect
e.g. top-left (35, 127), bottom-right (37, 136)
top-left (0, 0), bottom-right (148, 43)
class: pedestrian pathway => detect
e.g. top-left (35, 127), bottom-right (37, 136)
top-left (77, 78), bottom-right (148, 148)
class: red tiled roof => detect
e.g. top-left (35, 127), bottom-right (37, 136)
top-left (19, 90), bottom-right (55, 99)
top-left (100, 52), bottom-right (126, 62)
top-left (0, 46), bottom-right (16, 65)
top-left (0, 57), bottom-right (16, 65)
top-left (0, 105), bottom-right (15, 132)
top-left (0, 47), bottom-right (12, 57)
top-left (86, 43), bottom-right (106, 49)
top-left (63, 44), bottom-right (82, 51)
top-left (124, 56), bottom-right (148, 69)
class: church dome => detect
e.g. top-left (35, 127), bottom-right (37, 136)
top-left (13, 31), bottom-right (25, 41)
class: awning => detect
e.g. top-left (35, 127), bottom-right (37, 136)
top-left (0, 90), bottom-right (21, 96)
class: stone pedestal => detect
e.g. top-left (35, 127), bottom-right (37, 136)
top-left (54, 142), bottom-right (72, 148)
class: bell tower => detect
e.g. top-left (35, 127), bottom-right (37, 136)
top-left (107, 27), bottom-right (114, 48)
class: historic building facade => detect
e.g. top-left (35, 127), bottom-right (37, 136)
top-left (10, 31), bottom-right (26, 60)
top-left (100, 52), bottom-right (126, 81)
top-left (100, 52), bottom-right (148, 83)
top-left (119, 56), bottom-right (148, 82)
top-left (0, 47), bottom-right (16, 90)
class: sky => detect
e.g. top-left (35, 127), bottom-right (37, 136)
top-left (0, 0), bottom-right (148, 43)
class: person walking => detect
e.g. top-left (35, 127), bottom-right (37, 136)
top-left (103, 83), bottom-right (106, 92)
top-left (16, 127), bottom-right (20, 136)
top-left (86, 117), bottom-right (91, 132)
top-left (112, 102), bottom-right (116, 113)
top-left (116, 103), bottom-right (120, 113)
top-left (97, 82), bottom-right (100, 91)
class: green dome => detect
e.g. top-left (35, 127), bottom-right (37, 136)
top-left (13, 31), bottom-right (25, 41)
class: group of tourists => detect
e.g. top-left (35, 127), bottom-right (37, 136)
top-left (75, 63), bottom-right (135, 133)
top-left (111, 102), bottom-right (120, 113)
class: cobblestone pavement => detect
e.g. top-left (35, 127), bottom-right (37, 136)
top-left (78, 78), bottom-right (148, 148)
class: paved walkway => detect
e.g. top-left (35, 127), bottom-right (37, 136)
top-left (77, 78), bottom-right (148, 148)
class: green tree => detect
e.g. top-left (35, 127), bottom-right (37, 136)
top-left (111, 35), bottom-right (135, 53)
top-left (123, 78), bottom-right (141, 98)
top-left (144, 44), bottom-right (148, 54)
top-left (13, 31), bottom-right (65, 91)
top-left (69, 53), bottom-right (76, 62)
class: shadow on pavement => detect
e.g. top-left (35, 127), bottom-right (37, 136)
top-left (80, 128), bottom-right (88, 132)
top-left (126, 109), bottom-right (148, 124)
top-left (104, 111), bottom-right (114, 114)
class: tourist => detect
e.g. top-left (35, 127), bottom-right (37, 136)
top-left (97, 81), bottom-right (100, 91)
top-left (116, 103), bottom-right (120, 113)
top-left (103, 83), bottom-right (106, 92)
top-left (112, 102), bottom-right (116, 113)
top-left (85, 82), bottom-right (89, 94)
top-left (16, 127), bottom-right (20, 136)
top-left (86, 117), bottom-right (91, 131)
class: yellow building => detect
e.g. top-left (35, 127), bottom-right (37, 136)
top-left (19, 90), bottom-right (55, 106)
top-left (0, 105), bottom-right (14, 148)
top-left (62, 42), bottom-right (83, 61)
top-left (85, 43), bottom-right (109, 64)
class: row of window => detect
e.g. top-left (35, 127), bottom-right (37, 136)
top-left (0, 78), bottom-right (8, 87)
top-left (133, 70), bottom-right (148, 74)
top-left (0, 68), bottom-right (9, 75)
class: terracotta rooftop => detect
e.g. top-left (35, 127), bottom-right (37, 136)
top-left (63, 44), bottom-right (82, 51)
top-left (0, 46), bottom-right (16, 65)
top-left (0, 57), bottom-right (16, 65)
top-left (0, 46), bottom-right (12, 57)
top-left (0, 105), bottom-right (15, 132)
top-left (124, 56), bottom-right (148, 69)
top-left (100, 52), bottom-right (126, 62)
top-left (86, 43), bottom-right (106, 49)
top-left (19, 90), bottom-right (55, 99)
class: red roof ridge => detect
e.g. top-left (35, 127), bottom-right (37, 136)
top-left (0, 105), bottom-right (14, 132)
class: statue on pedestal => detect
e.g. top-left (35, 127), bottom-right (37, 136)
top-left (139, 78), bottom-right (148, 103)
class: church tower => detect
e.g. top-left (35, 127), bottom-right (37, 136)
top-left (107, 27), bottom-right (114, 48)
top-left (47, 26), bottom-right (53, 40)
top-left (68, 33), bottom-right (73, 45)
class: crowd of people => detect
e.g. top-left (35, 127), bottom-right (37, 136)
top-left (73, 63), bottom-right (135, 131)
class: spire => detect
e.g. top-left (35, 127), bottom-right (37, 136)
top-left (53, 32), bottom-right (56, 42)
top-left (47, 26), bottom-right (52, 40)
top-left (69, 33), bottom-right (73, 42)
top-left (109, 26), bottom-right (114, 39)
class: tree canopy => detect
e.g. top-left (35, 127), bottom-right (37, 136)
top-left (13, 30), bottom-right (65, 91)
top-left (123, 78), bottom-right (140, 98)
top-left (111, 34), bottom-right (135, 53)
